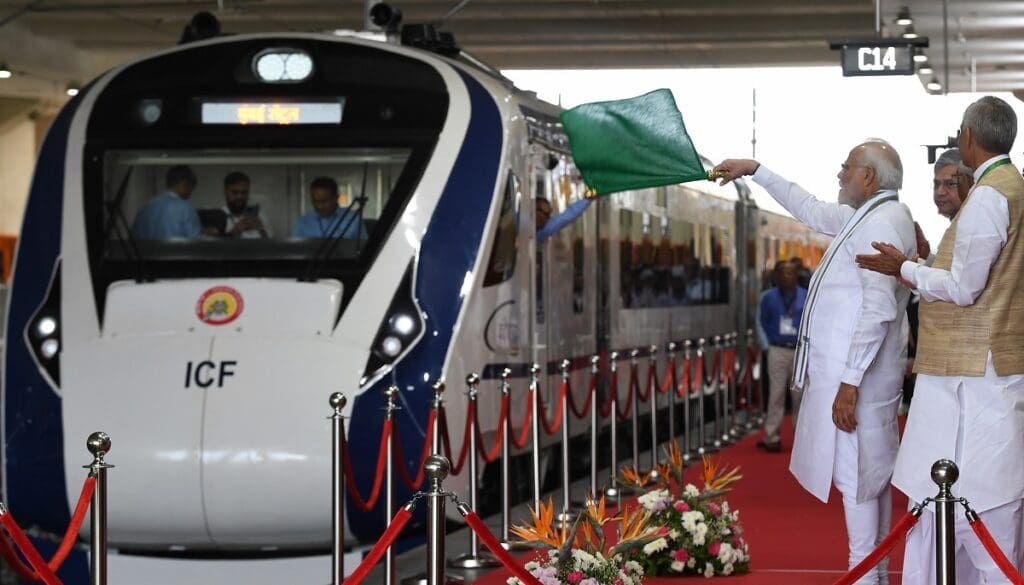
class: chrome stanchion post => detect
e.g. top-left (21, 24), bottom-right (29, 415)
top-left (666, 342), bottom-right (677, 448)
top-left (86, 432), bottom-right (113, 585)
top-left (727, 333), bottom-right (741, 439)
top-left (696, 338), bottom-right (708, 455)
top-left (629, 348), bottom-right (641, 469)
top-left (431, 380), bottom-right (445, 454)
top-left (558, 359), bottom-right (573, 523)
top-left (742, 329), bottom-right (757, 431)
top-left (719, 334), bottom-right (734, 445)
top-left (711, 335), bottom-right (725, 449)
top-left (749, 328), bottom-right (765, 426)
top-left (604, 352), bottom-right (620, 499)
top-left (647, 345), bottom-right (660, 481)
top-left (932, 459), bottom-right (960, 585)
top-left (498, 369), bottom-right (514, 548)
top-left (329, 393), bottom-right (347, 585)
top-left (424, 455), bottom-right (451, 585)
top-left (682, 340), bottom-right (693, 463)
top-left (450, 374), bottom-right (499, 569)
top-left (384, 386), bottom-right (400, 585)
top-left (588, 355), bottom-right (600, 499)
top-left (529, 363), bottom-right (542, 510)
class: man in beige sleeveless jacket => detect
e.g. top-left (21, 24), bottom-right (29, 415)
top-left (857, 96), bottom-right (1024, 584)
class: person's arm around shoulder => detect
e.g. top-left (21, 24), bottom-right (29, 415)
top-left (713, 159), bottom-right (850, 236)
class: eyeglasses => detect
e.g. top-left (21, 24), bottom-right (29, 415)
top-left (933, 179), bottom-right (959, 189)
top-left (840, 163), bottom-right (869, 172)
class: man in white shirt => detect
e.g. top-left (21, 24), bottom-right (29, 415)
top-left (857, 96), bottom-right (1024, 585)
top-left (713, 140), bottom-right (916, 585)
top-left (222, 171), bottom-right (271, 238)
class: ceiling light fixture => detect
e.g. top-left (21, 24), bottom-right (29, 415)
top-left (0, 62), bottom-right (11, 79)
top-left (926, 77), bottom-right (942, 92)
top-left (913, 53), bottom-right (928, 63)
top-left (919, 65), bottom-right (934, 76)
top-left (895, 8), bottom-right (913, 27)
top-left (901, 26), bottom-right (919, 39)
top-left (66, 82), bottom-right (80, 97)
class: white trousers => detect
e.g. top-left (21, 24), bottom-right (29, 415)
top-left (834, 429), bottom-right (892, 585)
top-left (902, 499), bottom-right (1024, 585)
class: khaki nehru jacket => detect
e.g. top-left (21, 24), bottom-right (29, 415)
top-left (915, 162), bottom-right (1024, 377)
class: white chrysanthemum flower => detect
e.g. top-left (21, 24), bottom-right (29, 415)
top-left (693, 522), bottom-right (709, 546)
top-left (671, 560), bottom-right (684, 572)
top-left (669, 529), bottom-right (680, 540)
top-left (506, 578), bottom-right (519, 585)
top-left (718, 542), bottom-right (735, 564)
top-left (638, 488), bottom-right (672, 512)
top-left (643, 537), bottom-right (669, 555)
top-left (722, 501), bottom-right (731, 514)
top-left (704, 562), bottom-right (715, 577)
top-left (625, 560), bottom-right (643, 576)
top-left (723, 563), bottom-right (735, 575)
top-left (524, 561), bottom-right (540, 570)
top-left (687, 558), bottom-right (697, 569)
top-left (684, 484), bottom-right (700, 498)
top-left (681, 510), bottom-right (705, 533)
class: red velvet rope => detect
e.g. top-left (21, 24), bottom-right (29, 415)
top-left (969, 515), bottom-right (1024, 584)
top-left (0, 517), bottom-right (37, 582)
top-left (342, 506), bottom-right (413, 585)
top-left (391, 411), bottom-right (437, 491)
top-left (703, 350), bottom-right (721, 387)
top-left (462, 511), bottom-right (544, 585)
top-left (676, 357), bottom-right (691, 398)
top-left (440, 404), bottom-right (474, 476)
top-left (566, 375), bottom-right (596, 419)
top-left (637, 361), bottom-right (655, 402)
top-left (598, 368), bottom-right (616, 418)
top-left (831, 510), bottom-right (918, 585)
top-left (49, 475), bottom-right (96, 572)
top-left (720, 348), bottom-right (735, 384)
top-left (0, 513), bottom-right (61, 585)
top-left (659, 357), bottom-right (675, 394)
top-left (475, 395), bottom-right (509, 464)
top-left (616, 367), bottom-right (636, 421)
top-left (536, 379), bottom-right (566, 435)
top-left (690, 354), bottom-right (704, 395)
top-left (510, 395), bottom-right (533, 450)
top-left (343, 419), bottom-right (391, 512)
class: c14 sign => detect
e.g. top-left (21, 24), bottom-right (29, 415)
top-left (829, 37), bottom-right (928, 77)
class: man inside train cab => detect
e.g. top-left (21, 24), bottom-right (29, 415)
top-left (292, 176), bottom-right (367, 239)
top-left (713, 140), bottom-right (916, 585)
top-left (132, 164), bottom-right (202, 239)
top-left (222, 171), bottom-right (271, 238)
top-left (932, 148), bottom-right (973, 222)
top-left (857, 96), bottom-right (1024, 585)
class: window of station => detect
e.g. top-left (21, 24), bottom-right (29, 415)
top-left (619, 209), bottom-right (731, 308)
top-left (95, 148), bottom-right (411, 266)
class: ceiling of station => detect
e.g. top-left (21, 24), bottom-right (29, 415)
top-left (0, 0), bottom-right (1021, 101)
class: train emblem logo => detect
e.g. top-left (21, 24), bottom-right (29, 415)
top-left (196, 286), bottom-right (244, 325)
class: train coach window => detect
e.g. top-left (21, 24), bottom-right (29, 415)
top-left (483, 173), bottom-right (521, 287)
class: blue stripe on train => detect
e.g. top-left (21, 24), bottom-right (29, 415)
top-left (346, 70), bottom-right (503, 541)
top-left (3, 98), bottom-right (89, 582)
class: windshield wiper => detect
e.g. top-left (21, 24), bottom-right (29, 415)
top-left (302, 163), bottom-right (369, 282)
top-left (103, 168), bottom-right (148, 281)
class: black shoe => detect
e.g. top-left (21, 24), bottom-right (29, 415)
top-left (757, 439), bottom-right (781, 452)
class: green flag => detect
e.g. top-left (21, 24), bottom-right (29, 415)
top-left (560, 89), bottom-right (713, 197)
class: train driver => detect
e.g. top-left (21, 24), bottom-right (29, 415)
top-left (132, 165), bottom-right (202, 239)
top-left (292, 176), bottom-right (367, 239)
top-left (222, 171), bottom-right (271, 238)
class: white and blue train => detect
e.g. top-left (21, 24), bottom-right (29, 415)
top-left (1, 19), bottom-right (827, 584)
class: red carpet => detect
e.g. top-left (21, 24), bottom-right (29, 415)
top-left (477, 417), bottom-right (909, 584)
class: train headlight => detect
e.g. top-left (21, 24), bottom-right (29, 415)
top-left (380, 336), bottom-right (403, 358)
top-left (389, 313), bottom-right (416, 336)
top-left (253, 49), bottom-right (313, 83)
top-left (40, 339), bottom-right (60, 359)
top-left (36, 316), bottom-right (57, 337)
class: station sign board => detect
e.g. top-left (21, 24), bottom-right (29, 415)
top-left (828, 37), bottom-right (929, 77)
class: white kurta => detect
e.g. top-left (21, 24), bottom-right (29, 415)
top-left (893, 154), bottom-right (1024, 513)
top-left (753, 166), bottom-right (915, 503)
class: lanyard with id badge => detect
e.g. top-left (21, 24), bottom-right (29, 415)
top-left (779, 291), bottom-right (798, 336)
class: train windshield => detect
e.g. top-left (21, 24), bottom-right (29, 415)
top-left (100, 147), bottom-right (410, 266)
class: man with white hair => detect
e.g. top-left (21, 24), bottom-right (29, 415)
top-left (857, 96), bottom-right (1024, 584)
top-left (713, 140), bottom-right (916, 584)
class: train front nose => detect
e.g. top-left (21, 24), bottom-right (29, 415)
top-left (62, 279), bottom-right (364, 549)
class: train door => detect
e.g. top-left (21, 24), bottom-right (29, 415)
top-left (532, 151), bottom-right (553, 382)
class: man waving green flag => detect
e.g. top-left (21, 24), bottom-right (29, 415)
top-left (560, 88), bottom-right (719, 197)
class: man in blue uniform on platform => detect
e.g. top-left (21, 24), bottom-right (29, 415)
top-left (132, 165), bottom-right (202, 239)
top-left (292, 176), bottom-right (367, 239)
top-left (757, 259), bottom-right (807, 452)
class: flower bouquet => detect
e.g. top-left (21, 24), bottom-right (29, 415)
top-left (508, 496), bottom-right (663, 585)
top-left (618, 443), bottom-right (751, 578)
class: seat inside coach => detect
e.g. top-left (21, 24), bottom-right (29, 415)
top-left (98, 148), bottom-right (409, 263)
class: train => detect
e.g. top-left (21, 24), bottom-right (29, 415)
top-left (0, 15), bottom-right (829, 584)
